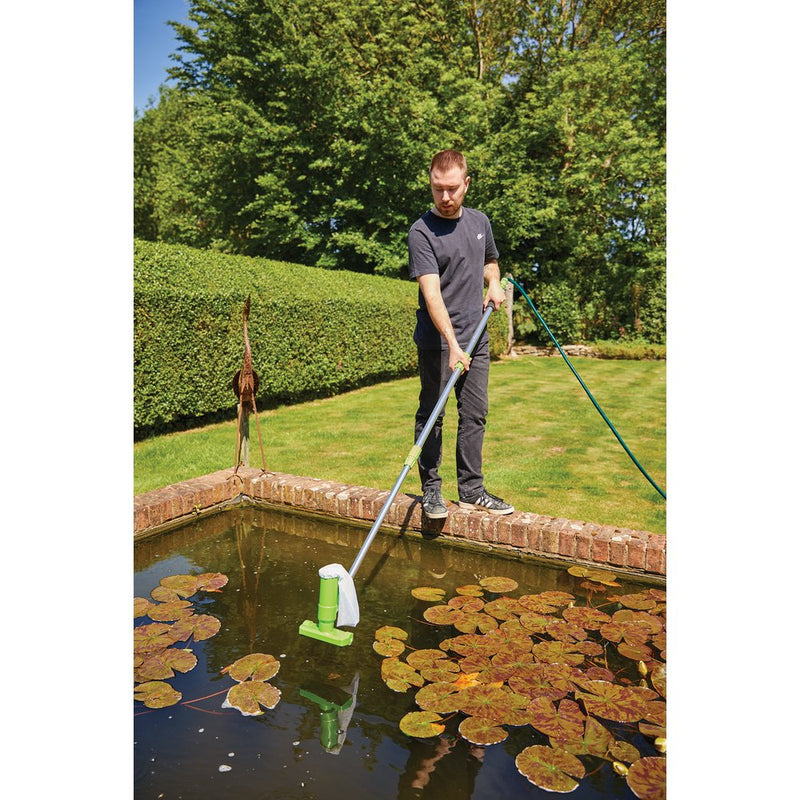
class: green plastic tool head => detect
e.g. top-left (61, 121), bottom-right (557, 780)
top-left (299, 575), bottom-right (354, 647)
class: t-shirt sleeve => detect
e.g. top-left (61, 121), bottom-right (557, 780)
top-left (408, 225), bottom-right (439, 279)
top-left (483, 218), bottom-right (500, 263)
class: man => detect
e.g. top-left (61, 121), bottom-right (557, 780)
top-left (407, 149), bottom-right (514, 519)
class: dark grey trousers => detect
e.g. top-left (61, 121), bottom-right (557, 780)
top-left (415, 340), bottom-right (490, 499)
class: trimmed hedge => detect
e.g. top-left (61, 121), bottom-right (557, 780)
top-left (134, 240), bottom-right (508, 438)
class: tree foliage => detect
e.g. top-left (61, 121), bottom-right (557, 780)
top-left (134, 0), bottom-right (666, 341)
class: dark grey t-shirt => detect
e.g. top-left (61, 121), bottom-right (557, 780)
top-left (408, 207), bottom-right (499, 350)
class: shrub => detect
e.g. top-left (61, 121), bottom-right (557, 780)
top-left (134, 240), bottom-right (508, 437)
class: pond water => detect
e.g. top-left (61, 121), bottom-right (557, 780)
top-left (134, 505), bottom-right (665, 800)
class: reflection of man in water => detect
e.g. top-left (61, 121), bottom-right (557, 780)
top-left (397, 734), bottom-right (484, 799)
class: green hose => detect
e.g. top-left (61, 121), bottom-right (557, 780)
top-left (507, 275), bottom-right (666, 501)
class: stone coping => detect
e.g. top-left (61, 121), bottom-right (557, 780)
top-left (133, 468), bottom-right (666, 578)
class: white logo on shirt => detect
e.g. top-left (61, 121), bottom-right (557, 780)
top-left (477, 233), bottom-right (484, 239)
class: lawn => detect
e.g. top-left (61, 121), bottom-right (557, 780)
top-left (134, 355), bottom-right (666, 534)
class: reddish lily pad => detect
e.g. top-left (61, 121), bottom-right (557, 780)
top-left (455, 584), bottom-right (485, 597)
top-left (539, 590), bottom-right (575, 606)
top-left (483, 597), bottom-right (524, 620)
top-left (171, 614), bottom-right (221, 642)
top-left (516, 744), bottom-right (586, 793)
top-left (454, 611), bottom-right (498, 635)
top-left (223, 680), bottom-right (281, 716)
top-left (650, 663), bottom-right (666, 698)
top-left (547, 621), bottom-right (587, 643)
top-left (459, 715), bottom-right (508, 745)
top-left (399, 711), bottom-right (445, 738)
top-left (147, 599), bottom-right (194, 622)
top-left (553, 714), bottom-right (614, 758)
top-left (518, 611), bottom-right (554, 633)
top-left (532, 640), bottom-right (585, 666)
top-left (575, 681), bottom-right (658, 723)
top-left (223, 653), bottom-right (280, 682)
top-left (508, 663), bottom-right (573, 701)
top-left (615, 592), bottom-right (657, 611)
top-left (195, 572), bottom-right (228, 592)
top-left (423, 605), bottom-right (458, 625)
top-left (448, 595), bottom-right (485, 612)
top-left (561, 605), bottom-right (612, 630)
top-left (134, 597), bottom-right (154, 618)
top-left (456, 684), bottom-right (519, 721)
top-left (626, 756), bottom-right (666, 800)
top-left (159, 574), bottom-right (203, 598)
top-left (134, 680), bottom-right (182, 709)
top-left (381, 658), bottom-right (425, 692)
top-left (479, 576), bottom-right (519, 593)
top-left (527, 697), bottom-right (585, 740)
top-left (415, 681), bottom-right (463, 713)
top-left (482, 649), bottom-right (534, 683)
top-left (610, 740), bottom-right (641, 764)
top-left (411, 586), bottom-right (446, 602)
top-left (133, 622), bottom-right (181, 655)
top-left (375, 625), bottom-right (409, 642)
top-left (406, 649), bottom-right (451, 671)
top-left (135, 648), bottom-right (197, 681)
top-left (618, 642), bottom-right (653, 661)
top-left (150, 585), bottom-right (181, 603)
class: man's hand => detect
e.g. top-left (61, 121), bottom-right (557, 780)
top-left (483, 260), bottom-right (505, 311)
top-left (449, 343), bottom-right (471, 373)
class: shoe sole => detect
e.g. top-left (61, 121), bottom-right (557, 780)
top-left (458, 501), bottom-right (514, 515)
top-left (423, 508), bottom-right (449, 519)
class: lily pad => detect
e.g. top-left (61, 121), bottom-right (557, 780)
top-left (515, 744), bottom-right (586, 793)
top-left (135, 648), bottom-right (197, 681)
top-left (574, 681), bottom-right (658, 723)
top-left (150, 585), bottom-right (181, 603)
top-left (459, 715), bottom-right (508, 745)
top-left (567, 566), bottom-right (621, 586)
top-left (448, 595), bottom-right (485, 612)
top-left (374, 625), bottom-right (409, 642)
top-left (532, 640), bottom-right (585, 666)
top-left (479, 576), bottom-right (519, 593)
top-left (455, 584), bottom-right (485, 597)
top-left (171, 614), bottom-right (221, 642)
top-left (134, 597), bottom-right (154, 618)
top-left (518, 611), bottom-right (554, 633)
top-left (159, 574), bottom-right (203, 598)
top-left (483, 597), bottom-right (524, 620)
top-left (223, 680), bottom-right (281, 716)
top-left (561, 605), bottom-right (612, 630)
top-left (547, 621), bottom-right (587, 643)
top-left (423, 605), bottom-right (458, 625)
top-left (539, 590), bottom-right (575, 606)
top-left (527, 696), bottom-right (585, 740)
top-left (134, 680), bottom-right (182, 709)
top-left (223, 653), bottom-right (280, 682)
top-left (399, 710), bottom-right (445, 738)
top-left (518, 594), bottom-right (559, 614)
top-left (553, 714), bottom-right (614, 758)
top-left (406, 649), bottom-right (451, 671)
top-left (411, 586), bottom-right (447, 602)
top-left (610, 740), bottom-right (641, 764)
top-left (381, 657), bottom-right (425, 692)
top-left (147, 599), bottom-right (194, 622)
top-left (508, 663), bottom-right (573, 701)
top-left (133, 622), bottom-right (181, 655)
top-left (195, 572), bottom-right (228, 592)
top-left (415, 681), bottom-right (463, 713)
top-left (615, 592), bottom-right (657, 611)
top-left (626, 756), bottom-right (666, 800)
top-left (456, 684), bottom-right (519, 721)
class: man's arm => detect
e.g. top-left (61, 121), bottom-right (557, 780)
top-left (483, 259), bottom-right (505, 311)
top-left (417, 273), bottom-right (471, 372)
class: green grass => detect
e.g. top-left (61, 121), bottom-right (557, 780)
top-left (134, 356), bottom-right (666, 534)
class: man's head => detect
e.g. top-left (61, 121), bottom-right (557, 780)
top-left (429, 149), bottom-right (470, 218)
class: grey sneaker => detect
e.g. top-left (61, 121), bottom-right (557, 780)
top-left (422, 487), bottom-right (448, 519)
top-left (458, 489), bottom-right (514, 515)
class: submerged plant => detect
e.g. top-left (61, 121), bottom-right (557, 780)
top-left (374, 569), bottom-right (667, 798)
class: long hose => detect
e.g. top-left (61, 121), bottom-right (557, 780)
top-left (507, 275), bottom-right (666, 501)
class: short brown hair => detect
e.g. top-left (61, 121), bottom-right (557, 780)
top-left (430, 149), bottom-right (468, 178)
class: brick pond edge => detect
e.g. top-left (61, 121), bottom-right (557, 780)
top-left (133, 468), bottom-right (666, 579)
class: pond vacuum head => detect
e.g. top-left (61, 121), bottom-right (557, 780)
top-left (299, 574), bottom-right (354, 646)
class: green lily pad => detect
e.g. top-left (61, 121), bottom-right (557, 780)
top-left (374, 638), bottom-right (405, 657)
top-left (406, 648), bottom-right (451, 671)
top-left (615, 592), bottom-right (657, 611)
top-left (552, 714), bottom-right (614, 758)
top-left (171, 614), bottom-right (221, 642)
top-left (223, 680), bottom-right (281, 716)
top-left (134, 680), bottom-right (182, 709)
top-left (448, 595), bottom-right (485, 612)
top-left (515, 744), bottom-right (586, 793)
top-left (567, 566), bottom-right (621, 586)
top-left (224, 653), bottom-right (280, 682)
top-left (610, 740), bottom-right (641, 764)
top-left (423, 605), bottom-right (458, 625)
top-left (411, 586), bottom-right (447, 602)
top-left (539, 590), bottom-right (575, 606)
top-left (381, 657), bottom-right (424, 692)
top-left (527, 696), bottom-right (585, 740)
top-left (158, 574), bottom-right (203, 598)
top-left (150, 585), bottom-right (181, 603)
top-left (626, 756), bottom-right (666, 800)
top-left (459, 715), bottom-right (508, 745)
top-left (415, 681), bottom-right (463, 713)
top-left (479, 576), bottom-right (519, 593)
top-left (399, 710), bottom-right (445, 738)
top-left (454, 611), bottom-right (498, 634)
top-left (518, 611), bottom-right (554, 633)
top-left (135, 648), bottom-right (197, 682)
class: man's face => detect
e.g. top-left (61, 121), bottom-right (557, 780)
top-left (430, 164), bottom-right (470, 218)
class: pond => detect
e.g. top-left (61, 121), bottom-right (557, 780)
top-left (134, 505), bottom-right (666, 799)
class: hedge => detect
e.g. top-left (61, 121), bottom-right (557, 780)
top-left (134, 240), bottom-right (508, 438)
